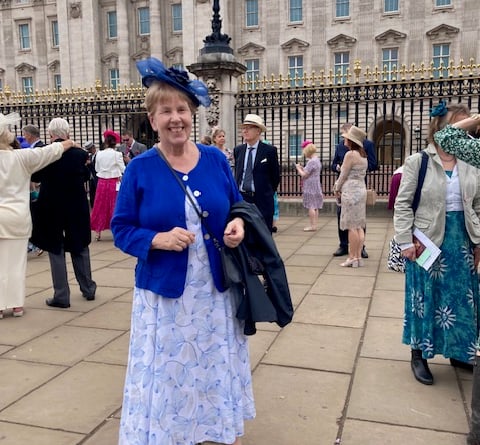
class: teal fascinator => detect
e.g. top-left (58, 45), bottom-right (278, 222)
top-left (430, 100), bottom-right (448, 117)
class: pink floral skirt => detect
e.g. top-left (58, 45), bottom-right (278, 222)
top-left (90, 177), bottom-right (118, 232)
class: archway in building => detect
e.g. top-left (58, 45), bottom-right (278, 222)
top-left (372, 120), bottom-right (405, 168)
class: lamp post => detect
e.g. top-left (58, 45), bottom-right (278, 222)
top-left (201, 0), bottom-right (233, 55)
top-left (414, 125), bottom-right (421, 152)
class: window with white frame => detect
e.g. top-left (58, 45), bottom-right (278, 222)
top-left (384, 0), bottom-right (399, 13)
top-left (138, 7), bottom-right (150, 35)
top-left (0, 78), bottom-right (3, 91)
top-left (51, 20), bottom-right (59, 47)
top-left (245, 0), bottom-right (258, 27)
top-left (18, 23), bottom-right (31, 50)
top-left (107, 11), bottom-right (117, 39)
top-left (53, 74), bottom-right (61, 91)
top-left (109, 68), bottom-right (120, 89)
top-left (172, 4), bottom-right (182, 32)
top-left (334, 52), bottom-right (349, 84)
top-left (336, 0), bottom-right (349, 18)
top-left (382, 48), bottom-right (399, 80)
top-left (432, 43), bottom-right (449, 78)
top-left (22, 76), bottom-right (33, 94)
top-left (289, 0), bottom-right (302, 23)
top-left (289, 133), bottom-right (303, 157)
top-left (435, 0), bottom-right (451, 6)
top-left (288, 55), bottom-right (303, 87)
top-left (172, 63), bottom-right (184, 70)
top-left (245, 58), bottom-right (260, 88)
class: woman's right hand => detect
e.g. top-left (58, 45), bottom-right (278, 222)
top-left (151, 227), bottom-right (195, 252)
top-left (401, 245), bottom-right (416, 261)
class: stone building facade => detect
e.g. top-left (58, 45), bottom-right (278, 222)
top-left (0, 0), bottom-right (478, 93)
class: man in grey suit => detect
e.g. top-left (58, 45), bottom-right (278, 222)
top-left (118, 129), bottom-right (147, 165)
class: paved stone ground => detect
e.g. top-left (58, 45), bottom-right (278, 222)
top-left (0, 214), bottom-right (472, 445)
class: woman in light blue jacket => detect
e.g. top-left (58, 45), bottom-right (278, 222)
top-left (394, 102), bottom-right (480, 387)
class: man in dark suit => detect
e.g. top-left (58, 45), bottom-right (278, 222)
top-left (118, 129), bottom-right (147, 165)
top-left (234, 114), bottom-right (280, 232)
top-left (22, 124), bottom-right (45, 148)
top-left (331, 122), bottom-right (378, 258)
top-left (30, 118), bottom-right (96, 308)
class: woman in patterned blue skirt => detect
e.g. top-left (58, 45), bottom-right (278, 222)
top-left (394, 102), bottom-right (480, 386)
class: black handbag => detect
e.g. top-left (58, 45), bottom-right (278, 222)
top-left (155, 147), bottom-right (240, 288)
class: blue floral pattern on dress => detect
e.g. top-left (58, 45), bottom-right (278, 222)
top-left (403, 211), bottom-right (480, 362)
top-left (119, 194), bottom-right (255, 445)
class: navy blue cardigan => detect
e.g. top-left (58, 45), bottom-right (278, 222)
top-left (111, 144), bottom-right (242, 298)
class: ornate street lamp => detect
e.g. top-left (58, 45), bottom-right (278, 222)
top-left (201, 0), bottom-right (233, 55)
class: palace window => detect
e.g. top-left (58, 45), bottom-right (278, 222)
top-left (384, 0), bottom-right (399, 13)
top-left (435, 0), bottom-right (451, 6)
top-left (107, 11), bottom-right (117, 39)
top-left (138, 7), bottom-right (150, 35)
top-left (51, 20), bottom-right (59, 47)
top-left (172, 4), bottom-right (182, 32)
top-left (382, 48), bottom-right (399, 80)
top-left (109, 69), bottom-right (120, 89)
top-left (245, 0), bottom-right (258, 27)
top-left (334, 52), bottom-right (349, 84)
top-left (432, 43), bottom-right (449, 78)
top-left (53, 74), bottom-right (61, 92)
top-left (289, 0), bottom-right (302, 23)
top-left (19, 23), bottom-right (31, 50)
top-left (288, 55), bottom-right (303, 87)
top-left (289, 133), bottom-right (303, 158)
top-left (245, 58), bottom-right (260, 88)
top-left (22, 76), bottom-right (33, 95)
top-left (336, 0), bottom-right (349, 18)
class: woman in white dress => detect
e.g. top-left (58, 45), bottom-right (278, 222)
top-left (0, 113), bottom-right (75, 318)
top-left (111, 58), bottom-right (255, 445)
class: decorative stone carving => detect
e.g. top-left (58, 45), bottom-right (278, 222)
top-left (101, 53), bottom-right (119, 68)
top-left (327, 34), bottom-right (357, 50)
top-left (15, 62), bottom-right (36, 74)
top-left (205, 77), bottom-right (220, 128)
top-left (0, 0), bottom-right (12, 9)
top-left (166, 47), bottom-right (183, 64)
top-left (237, 42), bottom-right (266, 57)
top-left (48, 60), bottom-right (60, 72)
top-left (70, 2), bottom-right (81, 19)
top-left (280, 38), bottom-right (310, 54)
top-left (375, 29), bottom-right (407, 44)
top-left (426, 24), bottom-right (460, 41)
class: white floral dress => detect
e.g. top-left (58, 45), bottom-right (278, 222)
top-left (119, 195), bottom-right (256, 445)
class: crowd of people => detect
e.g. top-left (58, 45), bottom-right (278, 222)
top-left (5, 56), bottom-right (480, 443)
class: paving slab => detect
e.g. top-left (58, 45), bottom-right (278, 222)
top-left (82, 418), bottom-right (120, 445)
top-left (244, 364), bottom-right (350, 445)
top-left (0, 422), bottom-right (83, 445)
top-left (67, 301), bottom-right (132, 330)
top-left (348, 357), bottom-right (469, 433)
top-left (310, 274), bottom-right (375, 298)
top-left (341, 419), bottom-right (467, 445)
top-left (294, 293), bottom-right (370, 328)
top-left (85, 331), bottom-right (130, 366)
top-left (0, 362), bottom-right (125, 434)
top-left (262, 323), bottom-right (361, 373)
top-left (3, 325), bottom-right (123, 366)
top-left (369, 289), bottom-right (404, 317)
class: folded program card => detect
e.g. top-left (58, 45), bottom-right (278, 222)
top-left (412, 228), bottom-right (441, 271)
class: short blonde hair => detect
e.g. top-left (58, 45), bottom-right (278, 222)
top-left (144, 81), bottom-right (197, 116)
top-left (302, 142), bottom-right (317, 157)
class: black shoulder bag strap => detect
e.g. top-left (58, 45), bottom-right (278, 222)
top-left (155, 146), bottom-right (223, 251)
top-left (411, 151), bottom-right (428, 213)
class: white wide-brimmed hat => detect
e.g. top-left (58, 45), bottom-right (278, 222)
top-left (342, 125), bottom-right (366, 148)
top-left (242, 114), bottom-right (267, 132)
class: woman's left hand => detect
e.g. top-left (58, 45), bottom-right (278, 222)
top-left (474, 246), bottom-right (480, 268)
top-left (223, 217), bottom-right (244, 248)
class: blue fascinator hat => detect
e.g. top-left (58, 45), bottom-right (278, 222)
top-left (430, 100), bottom-right (448, 117)
top-left (136, 57), bottom-right (211, 108)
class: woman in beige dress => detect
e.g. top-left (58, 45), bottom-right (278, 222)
top-left (333, 126), bottom-right (368, 267)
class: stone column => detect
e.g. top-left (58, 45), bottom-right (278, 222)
top-left (149, 0), bottom-right (163, 57)
top-left (116, 0), bottom-right (130, 84)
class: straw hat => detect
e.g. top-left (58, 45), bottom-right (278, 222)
top-left (242, 114), bottom-right (267, 132)
top-left (342, 125), bottom-right (366, 148)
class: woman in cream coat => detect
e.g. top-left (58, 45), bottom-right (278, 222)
top-left (0, 113), bottom-right (74, 318)
top-left (394, 102), bottom-right (480, 386)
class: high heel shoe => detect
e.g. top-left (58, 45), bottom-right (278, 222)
top-left (340, 258), bottom-right (359, 267)
top-left (95, 232), bottom-right (101, 241)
